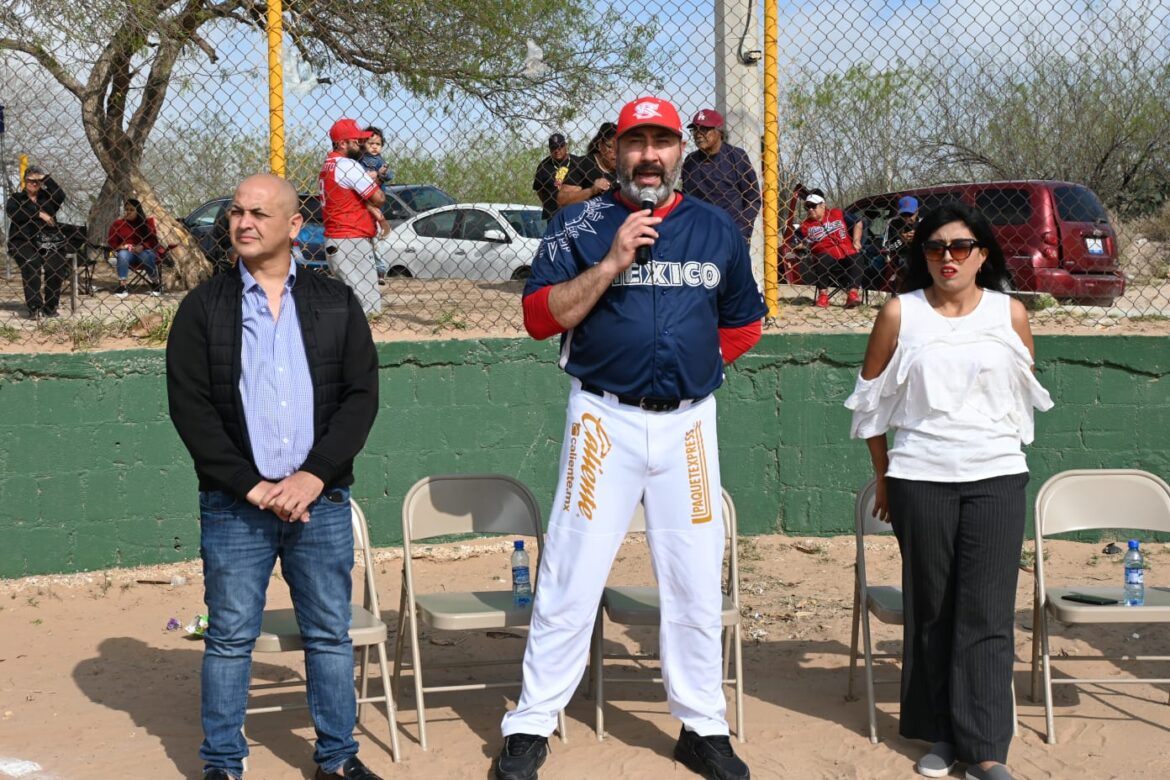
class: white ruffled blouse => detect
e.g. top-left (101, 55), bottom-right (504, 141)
top-left (845, 289), bottom-right (1053, 481)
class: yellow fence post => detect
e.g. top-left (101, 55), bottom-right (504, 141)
top-left (267, 0), bottom-right (286, 178)
top-left (762, 0), bottom-right (780, 319)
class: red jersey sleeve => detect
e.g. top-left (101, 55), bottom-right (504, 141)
top-left (522, 286), bottom-right (566, 340)
top-left (719, 320), bottom-right (762, 364)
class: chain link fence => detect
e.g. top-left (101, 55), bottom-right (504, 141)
top-left (1, 0), bottom-right (1168, 350)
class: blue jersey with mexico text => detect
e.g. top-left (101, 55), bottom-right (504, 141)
top-left (523, 193), bottom-right (766, 399)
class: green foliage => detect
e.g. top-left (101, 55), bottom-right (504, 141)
top-left (150, 119), bottom-right (549, 210)
top-left (785, 61), bottom-right (931, 204)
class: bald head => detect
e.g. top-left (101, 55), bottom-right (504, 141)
top-left (235, 173), bottom-right (299, 218)
top-left (229, 174), bottom-right (303, 268)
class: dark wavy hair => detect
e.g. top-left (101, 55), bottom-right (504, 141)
top-left (587, 122), bottom-right (618, 157)
top-left (123, 197), bottom-right (147, 225)
top-left (900, 200), bottom-right (1010, 293)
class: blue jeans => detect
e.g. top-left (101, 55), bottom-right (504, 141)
top-left (198, 487), bottom-right (358, 776)
top-left (115, 248), bottom-right (158, 280)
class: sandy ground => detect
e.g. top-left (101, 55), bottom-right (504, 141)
top-left (1, 535), bottom-right (1168, 780)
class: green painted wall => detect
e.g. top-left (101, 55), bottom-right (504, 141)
top-left (1, 335), bottom-right (1167, 577)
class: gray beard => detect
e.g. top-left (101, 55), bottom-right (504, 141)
top-left (618, 157), bottom-right (682, 206)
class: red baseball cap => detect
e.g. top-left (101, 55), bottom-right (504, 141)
top-left (615, 97), bottom-right (683, 139)
top-left (329, 118), bottom-right (372, 143)
top-left (687, 108), bottom-right (725, 130)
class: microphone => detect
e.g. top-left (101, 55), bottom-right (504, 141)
top-left (636, 187), bottom-right (657, 265)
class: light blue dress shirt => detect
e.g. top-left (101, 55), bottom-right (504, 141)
top-left (238, 261), bottom-right (315, 480)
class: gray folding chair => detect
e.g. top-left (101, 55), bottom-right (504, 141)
top-left (848, 478), bottom-right (1017, 743)
top-left (393, 474), bottom-right (566, 751)
top-left (1030, 468), bottom-right (1170, 743)
top-left (244, 500), bottom-right (400, 764)
top-left (590, 488), bottom-right (744, 742)
top-left (847, 478), bottom-right (903, 744)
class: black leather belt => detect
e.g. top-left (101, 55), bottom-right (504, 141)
top-left (580, 383), bottom-right (687, 412)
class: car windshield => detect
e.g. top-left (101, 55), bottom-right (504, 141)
top-left (186, 199), bottom-right (227, 227)
top-left (395, 186), bottom-right (456, 213)
top-left (1054, 186), bottom-right (1109, 223)
top-left (500, 209), bottom-right (547, 239)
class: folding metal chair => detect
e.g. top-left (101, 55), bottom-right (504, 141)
top-left (244, 500), bottom-right (400, 764)
top-left (1030, 468), bottom-right (1170, 743)
top-left (590, 488), bottom-right (744, 742)
top-left (393, 474), bottom-right (567, 751)
top-left (847, 478), bottom-right (903, 744)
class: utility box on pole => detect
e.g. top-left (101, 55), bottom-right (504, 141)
top-left (714, 0), bottom-right (764, 283)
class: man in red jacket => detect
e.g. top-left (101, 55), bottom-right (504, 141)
top-left (320, 118), bottom-right (387, 315)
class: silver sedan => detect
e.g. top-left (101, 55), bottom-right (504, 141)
top-left (374, 203), bottom-right (546, 281)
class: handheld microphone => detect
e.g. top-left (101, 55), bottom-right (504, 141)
top-left (635, 188), bottom-right (657, 265)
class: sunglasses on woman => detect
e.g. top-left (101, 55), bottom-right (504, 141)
top-left (923, 238), bottom-right (982, 262)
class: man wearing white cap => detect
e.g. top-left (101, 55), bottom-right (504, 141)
top-left (320, 118), bottom-right (386, 315)
top-left (494, 96), bottom-right (762, 780)
top-left (682, 109), bottom-right (761, 242)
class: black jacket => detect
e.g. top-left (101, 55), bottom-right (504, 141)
top-left (166, 266), bottom-right (379, 498)
top-left (5, 176), bottom-right (65, 247)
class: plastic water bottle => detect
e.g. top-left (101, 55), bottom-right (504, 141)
top-left (1124, 539), bottom-right (1145, 606)
top-left (511, 540), bottom-right (533, 609)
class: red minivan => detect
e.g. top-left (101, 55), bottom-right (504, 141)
top-left (844, 180), bottom-right (1126, 305)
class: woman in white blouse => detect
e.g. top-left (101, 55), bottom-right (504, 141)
top-left (845, 202), bottom-right (1052, 780)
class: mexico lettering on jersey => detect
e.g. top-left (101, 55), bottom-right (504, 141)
top-left (800, 207), bottom-right (856, 259)
top-left (319, 151), bottom-right (378, 238)
top-left (524, 193), bottom-right (766, 400)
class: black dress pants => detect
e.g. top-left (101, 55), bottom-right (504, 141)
top-left (12, 240), bottom-right (67, 314)
top-left (886, 472), bottom-right (1028, 765)
top-left (809, 250), bottom-right (862, 291)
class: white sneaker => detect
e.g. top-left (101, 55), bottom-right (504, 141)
top-left (114, 283), bottom-right (129, 299)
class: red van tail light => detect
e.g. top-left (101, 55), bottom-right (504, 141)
top-left (1040, 230), bottom-right (1059, 261)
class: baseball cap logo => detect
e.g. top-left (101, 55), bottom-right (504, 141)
top-left (633, 101), bottom-right (663, 120)
top-left (697, 111), bottom-right (708, 122)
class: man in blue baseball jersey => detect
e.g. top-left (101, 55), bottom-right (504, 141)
top-left (494, 96), bottom-right (765, 780)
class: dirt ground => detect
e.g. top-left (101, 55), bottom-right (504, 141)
top-left (2, 267), bottom-right (1169, 354)
top-left (1, 535), bottom-right (1167, 779)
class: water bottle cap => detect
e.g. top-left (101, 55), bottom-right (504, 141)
top-left (514, 540), bottom-right (524, 550)
top-left (1128, 539), bottom-right (1140, 549)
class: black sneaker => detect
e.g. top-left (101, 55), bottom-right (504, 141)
top-left (674, 726), bottom-right (750, 780)
top-left (151, 277), bottom-right (163, 296)
top-left (114, 283), bottom-right (129, 298)
top-left (494, 733), bottom-right (549, 780)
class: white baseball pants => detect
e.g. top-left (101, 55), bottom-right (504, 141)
top-left (501, 381), bottom-right (728, 737)
top-left (325, 236), bottom-right (382, 315)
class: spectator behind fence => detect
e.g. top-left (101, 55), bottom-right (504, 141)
top-left (531, 132), bottom-right (579, 220)
top-left (4, 165), bottom-right (67, 318)
top-left (359, 126), bottom-right (392, 238)
top-left (797, 188), bottom-right (864, 309)
top-left (845, 202), bottom-right (1053, 780)
top-left (107, 197), bottom-right (162, 297)
top-left (320, 117), bottom-right (386, 315)
top-left (166, 173), bottom-right (381, 780)
top-left (682, 109), bottom-right (761, 241)
top-left (557, 121), bottom-right (618, 209)
top-left (359, 126), bottom-right (394, 187)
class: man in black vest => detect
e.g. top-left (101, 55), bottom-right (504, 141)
top-left (166, 174), bottom-right (381, 780)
